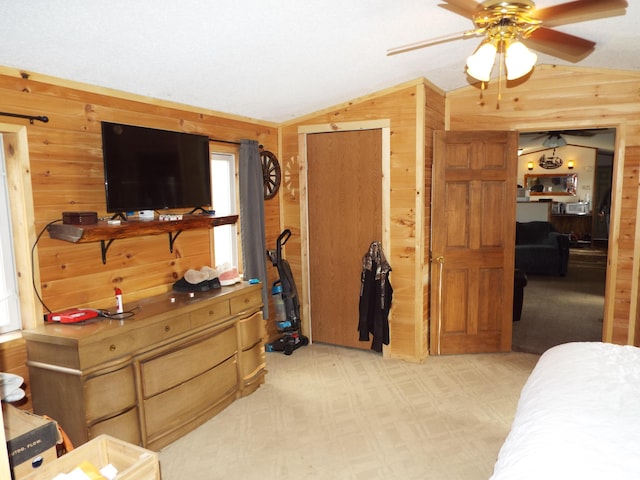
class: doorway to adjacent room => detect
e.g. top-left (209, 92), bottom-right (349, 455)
top-left (513, 128), bottom-right (614, 354)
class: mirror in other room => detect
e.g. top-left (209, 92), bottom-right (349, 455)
top-left (524, 173), bottom-right (577, 196)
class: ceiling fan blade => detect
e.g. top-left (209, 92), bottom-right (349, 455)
top-left (560, 129), bottom-right (597, 136)
top-left (437, 0), bottom-right (481, 19)
top-left (519, 132), bottom-right (549, 145)
top-left (386, 30), bottom-right (482, 56)
top-left (524, 27), bottom-right (595, 62)
top-left (534, 0), bottom-right (628, 27)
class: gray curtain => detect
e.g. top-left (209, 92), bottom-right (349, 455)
top-left (239, 139), bottom-right (269, 318)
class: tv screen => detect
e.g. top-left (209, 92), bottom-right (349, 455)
top-left (101, 122), bottom-right (211, 213)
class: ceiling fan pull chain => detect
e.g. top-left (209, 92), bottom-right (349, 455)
top-left (497, 46), bottom-right (505, 110)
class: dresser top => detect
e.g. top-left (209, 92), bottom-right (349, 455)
top-left (23, 282), bottom-right (262, 345)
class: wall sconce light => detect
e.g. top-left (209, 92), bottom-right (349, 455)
top-left (567, 160), bottom-right (575, 169)
top-left (527, 161), bottom-right (534, 171)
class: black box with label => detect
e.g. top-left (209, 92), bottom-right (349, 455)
top-left (62, 211), bottom-right (98, 225)
top-left (3, 404), bottom-right (60, 479)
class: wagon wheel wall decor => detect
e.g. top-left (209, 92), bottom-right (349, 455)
top-left (260, 148), bottom-right (281, 200)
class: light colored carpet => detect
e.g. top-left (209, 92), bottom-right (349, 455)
top-left (159, 344), bottom-right (539, 480)
top-left (513, 249), bottom-right (606, 355)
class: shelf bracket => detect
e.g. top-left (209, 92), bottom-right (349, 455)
top-left (100, 239), bottom-right (115, 264)
top-left (168, 231), bottom-right (183, 253)
top-left (100, 232), bottom-right (182, 264)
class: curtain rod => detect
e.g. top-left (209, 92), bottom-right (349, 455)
top-left (0, 117), bottom-right (257, 147)
top-left (209, 138), bottom-right (241, 145)
top-left (0, 111), bottom-right (49, 124)
top-left (209, 139), bottom-right (267, 152)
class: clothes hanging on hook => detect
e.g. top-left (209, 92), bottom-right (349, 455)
top-left (358, 241), bottom-right (392, 352)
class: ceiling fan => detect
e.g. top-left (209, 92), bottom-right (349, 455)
top-left (387, 0), bottom-right (628, 82)
top-left (519, 128), bottom-right (615, 156)
top-left (525, 128), bottom-right (611, 144)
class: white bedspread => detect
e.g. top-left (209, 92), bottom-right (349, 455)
top-left (490, 342), bottom-right (640, 480)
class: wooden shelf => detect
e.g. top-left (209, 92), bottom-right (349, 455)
top-left (47, 214), bottom-right (238, 263)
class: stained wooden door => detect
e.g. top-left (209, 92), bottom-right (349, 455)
top-left (430, 131), bottom-right (518, 355)
top-left (307, 130), bottom-right (382, 348)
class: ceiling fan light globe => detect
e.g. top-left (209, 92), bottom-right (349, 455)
top-left (542, 134), bottom-right (567, 148)
top-left (505, 41), bottom-right (537, 80)
top-left (466, 42), bottom-right (497, 82)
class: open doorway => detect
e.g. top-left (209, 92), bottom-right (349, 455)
top-left (513, 128), bottom-right (614, 354)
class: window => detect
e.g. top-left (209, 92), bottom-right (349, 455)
top-left (210, 152), bottom-right (238, 267)
top-left (0, 134), bottom-right (21, 333)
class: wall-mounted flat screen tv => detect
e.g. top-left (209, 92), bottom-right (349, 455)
top-left (101, 121), bottom-right (211, 213)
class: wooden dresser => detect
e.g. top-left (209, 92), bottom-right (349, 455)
top-left (22, 282), bottom-right (265, 451)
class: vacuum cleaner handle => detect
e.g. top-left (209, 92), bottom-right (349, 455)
top-left (276, 229), bottom-right (292, 264)
top-left (278, 229), bottom-right (291, 247)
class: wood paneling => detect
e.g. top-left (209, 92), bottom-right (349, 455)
top-left (281, 79), bottom-right (445, 361)
top-left (0, 68), bottom-right (278, 318)
top-left (5, 62), bottom-right (639, 371)
top-left (0, 68), bottom-right (280, 389)
top-left (447, 65), bottom-right (640, 346)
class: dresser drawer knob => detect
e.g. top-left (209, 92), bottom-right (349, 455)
top-left (109, 344), bottom-right (116, 352)
top-left (165, 325), bottom-right (171, 333)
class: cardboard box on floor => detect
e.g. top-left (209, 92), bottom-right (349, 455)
top-left (21, 434), bottom-right (160, 480)
top-left (3, 404), bottom-right (61, 479)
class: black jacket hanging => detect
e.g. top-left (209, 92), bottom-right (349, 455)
top-left (358, 241), bottom-right (392, 352)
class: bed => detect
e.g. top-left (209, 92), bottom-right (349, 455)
top-left (490, 342), bottom-right (640, 480)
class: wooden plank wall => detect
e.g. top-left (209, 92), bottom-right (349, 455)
top-left (423, 88), bottom-right (446, 352)
top-left (446, 65), bottom-right (640, 346)
top-left (0, 67), bottom-right (281, 406)
top-left (280, 79), bottom-right (445, 361)
top-left (4, 63), bottom-right (637, 382)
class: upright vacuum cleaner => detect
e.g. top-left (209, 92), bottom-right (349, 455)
top-left (265, 229), bottom-right (309, 355)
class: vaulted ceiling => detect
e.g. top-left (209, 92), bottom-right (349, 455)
top-left (1, 1), bottom-right (638, 123)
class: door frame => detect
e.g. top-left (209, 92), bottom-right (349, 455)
top-left (297, 120), bottom-right (391, 344)
top-left (1, 123), bottom-right (40, 332)
top-left (430, 125), bottom-right (626, 353)
top-left (512, 122), bottom-right (627, 344)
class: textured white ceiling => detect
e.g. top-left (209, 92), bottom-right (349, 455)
top-left (1, 1), bottom-right (638, 123)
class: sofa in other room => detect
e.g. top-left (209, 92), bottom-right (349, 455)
top-left (515, 221), bottom-right (569, 276)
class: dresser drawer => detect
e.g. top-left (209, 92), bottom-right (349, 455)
top-left (239, 342), bottom-right (265, 383)
top-left (237, 311), bottom-right (264, 349)
top-left (132, 313), bottom-right (192, 349)
top-left (190, 300), bottom-right (230, 329)
top-left (88, 406), bottom-right (141, 446)
top-left (143, 356), bottom-right (238, 439)
top-left (139, 326), bottom-right (237, 398)
top-left (229, 288), bottom-right (262, 315)
top-left (85, 364), bottom-right (136, 422)
top-left (80, 314), bottom-right (191, 368)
